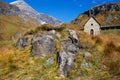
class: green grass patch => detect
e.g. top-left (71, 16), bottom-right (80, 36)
top-left (6, 25), bottom-right (18, 31)
top-left (101, 29), bottom-right (120, 35)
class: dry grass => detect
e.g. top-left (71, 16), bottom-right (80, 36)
top-left (0, 16), bottom-right (120, 80)
top-left (71, 14), bottom-right (89, 28)
top-left (0, 45), bottom-right (68, 80)
top-left (66, 29), bottom-right (120, 80)
top-left (0, 14), bottom-right (39, 40)
top-left (0, 31), bottom-right (120, 80)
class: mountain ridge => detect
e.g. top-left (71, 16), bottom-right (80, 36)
top-left (10, 0), bottom-right (62, 25)
top-left (0, 2), bottom-right (20, 16)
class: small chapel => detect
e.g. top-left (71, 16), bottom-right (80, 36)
top-left (84, 17), bottom-right (100, 35)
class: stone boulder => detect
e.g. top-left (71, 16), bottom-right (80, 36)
top-left (15, 36), bottom-right (29, 49)
top-left (32, 33), bottom-right (55, 56)
top-left (57, 31), bottom-right (80, 77)
top-left (69, 30), bottom-right (79, 40)
top-left (84, 52), bottom-right (92, 60)
top-left (81, 52), bottom-right (92, 68)
top-left (57, 51), bottom-right (76, 77)
top-left (62, 37), bottom-right (80, 53)
top-left (49, 30), bottom-right (56, 35)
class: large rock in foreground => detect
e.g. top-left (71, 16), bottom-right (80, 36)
top-left (57, 30), bottom-right (80, 77)
top-left (32, 33), bottom-right (55, 56)
top-left (15, 29), bottom-right (81, 78)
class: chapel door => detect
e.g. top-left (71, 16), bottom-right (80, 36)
top-left (90, 29), bottom-right (94, 35)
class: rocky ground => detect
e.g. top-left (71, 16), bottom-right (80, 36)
top-left (15, 26), bottom-right (81, 78)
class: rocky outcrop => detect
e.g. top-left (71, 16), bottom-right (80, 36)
top-left (57, 30), bottom-right (80, 77)
top-left (15, 29), bottom-right (81, 77)
top-left (57, 51), bottom-right (76, 77)
top-left (32, 33), bottom-right (55, 56)
top-left (0, 2), bottom-right (20, 16)
top-left (15, 36), bottom-right (29, 49)
top-left (84, 2), bottom-right (120, 17)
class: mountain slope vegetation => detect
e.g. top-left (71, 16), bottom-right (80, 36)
top-left (0, 1), bottom-right (120, 80)
top-left (72, 2), bottom-right (120, 28)
top-left (0, 24), bottom-right (120, 80)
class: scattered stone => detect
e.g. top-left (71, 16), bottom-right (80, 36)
top-left (46, 57), bottom-right (54, 66)
top-left (81, 52), bottom-right (92, 68)
top-left (15, 36), bottom-right (29, 49)
top-left (84, 52), bottom-right (92, 60)
top-left (81, 59), bottom-right (90, 68)
top-left (49, 30), bottom-right (56, 35)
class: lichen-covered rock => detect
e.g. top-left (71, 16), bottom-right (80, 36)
top-left (15, 36), bottom-right (29, 49)
top-left (57, 51), bottom-right (75, 77)
top-left (69, 30), bottom-right (79, 40)
top-left (15, 29), bottom-right (81, 78)
top-left (62, 37), bottom-right (80, 53)
top-left (81, 52), bottom-right (92, 68)
top-left (84, 52), bottom-right (92, 60)
top-left (32, 34), bottom-right (55, 56)
top-left (57, 31), bottom-right (80, 77)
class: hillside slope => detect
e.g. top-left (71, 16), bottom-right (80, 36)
top-left (0, 2), bottom-right (20, 16)
top-left (0, 14), bottom-right (40, 40)
top-left (0, 2), bottom-right (38, 40)
top-left (0, 2), bottom-right (42, 40)
top-left (72, 2), bottom-right (120, 28)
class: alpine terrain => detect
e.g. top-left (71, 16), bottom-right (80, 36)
top-left (0, 1), bottom-right (120, 80)
top-left (10, 0), bottom-right (62, 25)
